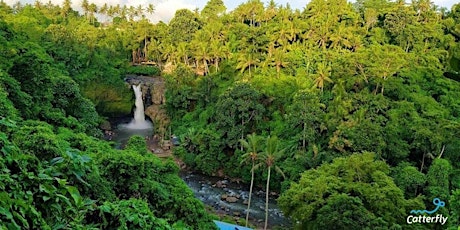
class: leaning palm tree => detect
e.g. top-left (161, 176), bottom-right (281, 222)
top-left (239, 133), bottom-right (263, 227)
top-left (261, 135), bottom-right (285, 230)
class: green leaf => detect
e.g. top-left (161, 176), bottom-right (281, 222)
top-left (49, 157), bottom-right (64, 165)
top-left (80, 155), bottom-right (91, 163)
top-left (72, 172), bottom-right (90, 187)
top-left (12, 210), bottom-right (28, 228)
top-left (38, 173), bottom-right (53, 180)
top-left (39, 184), bottom-right (56, 194)
top-left (100, 204), bottom-right (111, 213)
top-left (66, 186), bottom-right (82, 206)
top-left (55, 194), bottom-right (72, 207)
top-left (0, 207), bottom-right (13, 219)
top-left (55, 178), bottom-right (67, 186)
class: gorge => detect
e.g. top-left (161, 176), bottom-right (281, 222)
top-left (110, 76), bottom-right (290, 229)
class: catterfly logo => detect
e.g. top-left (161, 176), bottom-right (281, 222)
top-left (406, 198), bottom-right (448, 225)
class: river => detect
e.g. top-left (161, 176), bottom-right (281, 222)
top-left (180, 171), bottom-right (291, 229)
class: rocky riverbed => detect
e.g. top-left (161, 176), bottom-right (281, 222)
top-left (180, 172), bottom-right (291, 229)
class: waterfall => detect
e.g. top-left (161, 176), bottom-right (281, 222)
top-left (133, 84), bottom-right (146, 124)
top-left (121, 84), bottom-right (152, 130)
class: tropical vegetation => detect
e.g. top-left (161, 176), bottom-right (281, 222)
top-left (1, 0), bottom-right (460, 229)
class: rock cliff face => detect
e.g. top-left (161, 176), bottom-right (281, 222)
top-left (125, 76), bottom-right (169, 137)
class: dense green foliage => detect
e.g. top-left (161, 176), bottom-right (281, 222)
top-left (278, 152), bottom-right (425, 229)
top-left (0, 4), bottom-right (217, 229)
top-left (126, 65), bottom-right (161, 76)
top-left (156, 0), bottom-right (459, 228)
top-left (0, 121), bottom-right (217, 229)
top-left (1, 0), bottom-right (460, 229)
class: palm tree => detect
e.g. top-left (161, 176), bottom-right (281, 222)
top-left (12, 1), bottom-right (22, 13)
top-left (81, 0), bottom-right (89, 17)
top-left (99, 3), bottom-right (108, 22)
top-left (313, 62), bottom-right (333, 92)
top-left (136, 4), bottom-right (144, 19)
top-left (121, 5), bottom-right (128, 20)
top-left (60, 0), bottom-right (72, 18)
top-left (262, 0), bottom-right (277, 24)
top-left (113, 4), bottom-right (121, 18)
top-left (128, 5), bottom-right (136, 21)
top-left (210, 40), bottom-right (227, 72)
top-left (330, 24), bottom-right (352, 50)
top-left (34, 0), bottom-right (43, 10)
top-left (148, 39), bottom-right (162, 68)
top-left (87, 3), bottom-right (97, 24)
top-left (269, 48), bottom-right (289, 78)
top-left (239, 133), bottom-right (263, 227)
top-left (162, 44), bottom-right (178, 65)
top-left (147, 4), bottom-right (155, 16)
top-left (236, 52), bottom-right (259, 78)
top-left (194, 42), bottom-right (211, 75)
top-left (288, 18), bottom-right (302, 42)
top-left (272, 23), bottom-right (289, 46)
top-left (176, 42), bottom-right (189, 65)
top-left (261, 135), bottom-right (285, 230)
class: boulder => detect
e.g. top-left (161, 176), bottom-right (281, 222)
top-left (226, 196), bottom-right (238, 203)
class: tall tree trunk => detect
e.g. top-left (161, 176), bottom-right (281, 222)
top-left (144, 33), bottom-right (148, 61)
top-left (264, 166), bottom-right (271, 230)
top-left (420, 153), bottom-right (425, 173)
top-left (215, 59), bottom-right (219, 72)
top-left (249, 65), bottom-right (251, 78)
top-left (276, 65), bottom-right (280, 78)
top-left (203, 59), bottom-right (208, 75)
top-left (374, 82), bottom-right (380, 95)
top-left (132, 50), bottom-right (136, 63)
top-left (245, 161), bottom-right (255, 227)
top-left (138, 48), bottom-right (142, 63)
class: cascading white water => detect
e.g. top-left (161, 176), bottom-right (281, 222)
top-left (121, 84), bottom-right (153, 130)
top-left (133, 84), bottom-right (146, 124)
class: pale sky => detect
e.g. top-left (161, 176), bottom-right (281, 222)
top-left (4, 0), bottom-right (458, 23)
